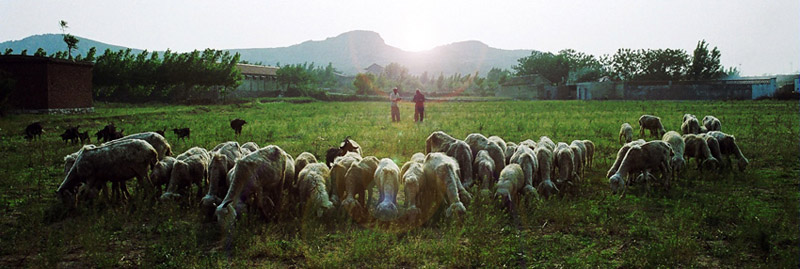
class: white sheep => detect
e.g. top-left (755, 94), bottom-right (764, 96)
top-left (161, 147), bottom-right (211, 200)
top-left (425, 131), bottom-right (475, 188)
top-left (553, 142), bottom-right (579, 186)
top-left (619, 123), bottom-right (633, 144)
top-left (582, 140), bottom-right (595, 168)
top-left (608, 141), bottom-right (673, 195)
top-left (537, 136), bottom-right (556, 153)
top-left (681, 116), bottom-right (701, 135)
top-left (607, 139), bottom-right (646, 179)
top-left (494, 163), bottom-right (526, 211)
top-left (465, 133), bottom-right (505, 181)
top-left (241, 142), bottom-right (259, 153)
top-left (295, 163), bottom-right (334, 218)
top-left (504, 142), bottom-right (519, 165)
top-left (570, 140), bottom-right (587, 179)
top-left (700, 134), bottom-right (724, 170)
top-left (682, 113), bottom-right (697, 123)
top-left (474, 150), bottom-right (497, 195)
top-left (662, 131), bottom-right (686, 177)
top-left (151, 156), bottom-right (177, 191)
top-left (419, 153), bottom-right (472, 217)
top-left (374, 158), bottom-right (401, 221)
top-left (215, 145), bottom-right (294, 232)
top-left (425, 131), bottom-right (458, 154)
top-left (707, 131), bottom-right (748, 172)
top-left (638, 115), bottom-right (666, 138)
top-left (294, 152), bottom-right (318, 184)
top-left (57, 139), bottom-right (158, 206)
top-left (488, 135), bottom-right (507, 153)
top-left (682, 134), bottom-right (719, 171)
top-left (400, 153), bottom-right (425, 215)
top-left (509, 145), bottom-right (538, 196)
top-left (329, 151), bottom-right (362, 205)
top-left (703, 115), bottom-right (721, 132)
top-left (103, 132), bottom-right (172, 160)
top-left (341, 156), bottom-right (380, 212)
top-left (534, 146), bottom-right (558, 198)
top-left (202, 142), bottom-right (248, 210)
top-left (519, 139), bottom-right (537, 150)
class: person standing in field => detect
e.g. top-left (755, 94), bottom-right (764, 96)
top-left (413, 89), bottom-right (426, 122)
top-left (390, 87), bottom-right (401, 122)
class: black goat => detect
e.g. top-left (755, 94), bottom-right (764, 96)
top-left (173, 128), bottom-right (191, 141)
top-left (230, 119), bottom-right (247, 136)
top-left (24, 122), bottom-right (44, 140)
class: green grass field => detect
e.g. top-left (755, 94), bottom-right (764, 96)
top-left (0, 100), bottom-right (797, 268)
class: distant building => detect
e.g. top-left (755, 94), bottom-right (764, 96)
top-left (364, 63), bottom-right (384, 76)
top-left (231, 63), bottom-right (279, 97)
top-left (576, 78), bottom-right (778, 100)
top-left (0, 55), bottom-right (93, 114)
top-left (496, 74), bottom-right (554, 99)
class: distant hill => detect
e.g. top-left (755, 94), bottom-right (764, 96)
top-left (0, 33), bottom-right (142, 57)
top-left (0, 31), bottom-right (534, 76)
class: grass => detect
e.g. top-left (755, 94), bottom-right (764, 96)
top-left (0, 100), bottom-right (797, 267)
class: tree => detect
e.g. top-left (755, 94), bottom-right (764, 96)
top-left (276, 64), bottom-right (314, 97)
top-left (34, 48), bottom-right (47, 57)
top-left (688, 40), bottom-right (725, 80)
top-left (353, 73), bottom-right (375, 95)
top-left (59, 20), bottom-right (79, 60)
top-left (513, 51), bottom-right (569, 85)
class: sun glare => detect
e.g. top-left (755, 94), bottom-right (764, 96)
top-left (399, 22), bottom-right (435, 52)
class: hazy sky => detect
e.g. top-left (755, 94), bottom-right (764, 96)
top-left (1, 0), bottom-right (797, 75)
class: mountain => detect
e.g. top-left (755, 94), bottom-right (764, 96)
top-left (0, 31), bottom-right (533, 76)
top-left (0, 34), bottom-right (142, 57)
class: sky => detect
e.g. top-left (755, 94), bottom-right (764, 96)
top-left (1, 0), bottom-right (797, 76)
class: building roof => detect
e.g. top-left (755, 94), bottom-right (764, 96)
top-left (501, 74), bottom-right (552, 86)
top-left (0, 55), bottom-right (94, 67)
top-left (236, 63), bottom-right (278, 76)
top-left (365, 63), bottom-right (384, 74)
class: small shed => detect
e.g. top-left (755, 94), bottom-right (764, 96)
top-left (234, 64), bottom-right (279, 94)
top-left (0, 55), bottom-right (94, 113)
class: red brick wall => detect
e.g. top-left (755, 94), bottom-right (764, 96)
top-left (1, 60), bottom-right (49, 109)
top-left (0, 56), bottom-right (93, 110)
top-left (47, 62), bottom-right (93, 109)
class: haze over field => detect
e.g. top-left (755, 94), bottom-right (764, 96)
top-left (0, 0), bottom-right (797, 76)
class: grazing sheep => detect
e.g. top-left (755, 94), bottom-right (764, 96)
top-left (201, 142), bottom-right (247, 209)
top-left (662, 131), bottom-right (686, 177)
top-left (230, 118), bottom-right (247, 136)
top-left (465, 133), bottom-right (505, 180)
top-left (425, 131), bottom-right (458, 154)
top-left (703, 116), bottom-right (721, 132)
top-left (241, 142), bottom-right (259, 153)
top-left (295, 163), bottom-right (334, 218)
top-left (340, 156), bottom-right (380, 212)
top-left (509, 146), bottom-right (538, 196)
top-left (150, 156), bottom-right (177, 191)
top-left (700, 134), bottom-right (724, 170)
top-left (553, 142), bottom-right (579, 186)
top-left (608, 141), bottom-right (673, 195)
top-left (638, 115), bottom-right (666, 138)
top-left (569, 144), bottom-right (585, 181)
top-left (570, 140), bottom-right (587, 178)
top-left (294, 152), bottom-right (318, 181)
top-left (400, 152), bottom-right (425, 215)
top-left (419, 153), bottom-right (472, 217)
top-left (606, 139), bottom-right (646, 179)
top-left (444, 140), bottom-right (474, 188)
top-left (63, 144), bottom-right (128, 200)
top-left (582, 140), bottom-right (595, 168)
top-left (329, 151), bottom-right (363, 205)
top-left (504, 142), bottom-right (519, 165)
top-left (495, 164), bottom-right (526, 210)
top-left (56, 139), bottom-right (158, 206)
top-left (488, 135), bottom-right (507, 153)
top-left (534, 146), bottom-right (558, 198)
top-left (474, 150), bottom-right (497, 194)
top-left (537, 136), bottom-right (556, 153)
top-left (519, 139), bottom-right (537, 150)
top-left (325, 136), bottom-right (361, 168)
top-left (683, 113), bottom-right (697, 123)
top-left (681, 116), bottom-right (701, 135)
top-left (24, 122), bottom-right (44, 140)
top-left (215, 145), bottom-right (294, 231)
top-left (172, 128), bottom-right (190, 141)
top-left (374, 158), bottom-right (401, 221)
top-left (619, 123), bottom-right (633, 144)
top-left (683, 134), bottom-right (719, 171)
top-left (160, 147), bottom-right (211, 200)
top-left (103, 132), bottom-right (172, 160)
top-left (707, 131), bottom-right (749, 172)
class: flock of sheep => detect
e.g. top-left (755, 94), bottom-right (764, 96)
top-left (610, 114), bottom-right (749, 196)
top-left (53, 113), bottom-right (749, 236)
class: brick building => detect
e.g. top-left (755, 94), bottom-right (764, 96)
top-left (0, 55), bottom-right (93, 113)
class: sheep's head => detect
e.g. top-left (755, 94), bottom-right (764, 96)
top-left (215, 200), bottom-right (238, 231)
top-left (737, 158), bottom-right (749, 172)
top-left (494, 188), bottom-right (512, 210)
top-left (537, 180), bottom-right (559, 199)
top-left (702, 158), bottom-right (719, 171)
top-left (340, 136), bottom-right (359, 153)
top-left (609, 174), bottom-right (626, 195)
top-left (159, 192), bottom-right (182, 200)
top-left (671, 156), bottom-right (685, 174)
top-left (375, 201), bottom-right (399, 221)
top-left (201, 194), bottom-right (222, 209)
top-left (341, 197), bottom-right (360, 212)
top-left (56, 188), bottom-right (77, 207)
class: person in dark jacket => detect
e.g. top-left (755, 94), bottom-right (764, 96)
top-left (413, 89), bottom-right (426, 122)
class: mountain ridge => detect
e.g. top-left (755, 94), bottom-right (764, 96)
top-left (0, 31), bottom-right (534, 76)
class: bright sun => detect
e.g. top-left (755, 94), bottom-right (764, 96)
top-left (399, 22), bottom-right (435, 52)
